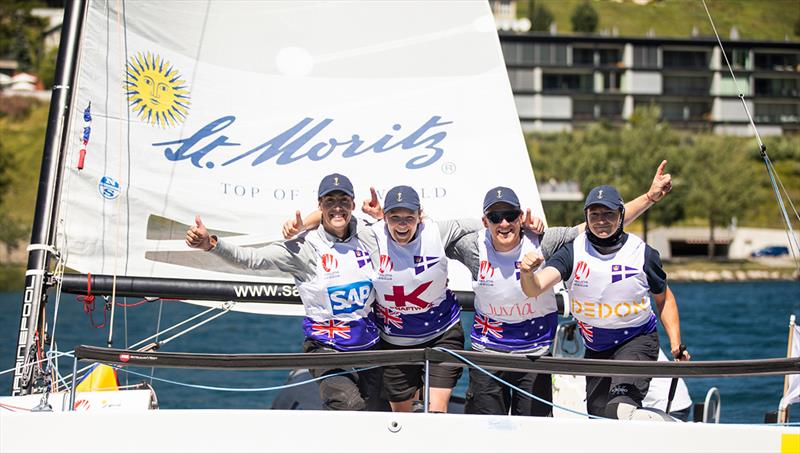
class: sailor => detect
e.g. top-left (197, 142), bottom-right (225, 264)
top-left (519, 184), bottom-right (690, 421)
top-left (283, 185), bottom-right (482, 412)
top-left (448, 162), bottom-right (674, 417)
top-left (185, 173), bottom-right (385, 411)
top-left (366, 185), bottom-right (480, 413)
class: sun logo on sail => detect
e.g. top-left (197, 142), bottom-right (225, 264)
top-left (125, 52), bottom-right (190, 128)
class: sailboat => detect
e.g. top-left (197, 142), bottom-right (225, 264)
top-left (1, 1), bottom-right (798, 451)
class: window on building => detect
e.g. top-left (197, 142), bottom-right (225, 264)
top-left (663, 50), bottom-right (708, 69)
top-left (729, 48), bottom-right (751, 70)
top-left (597, 100), bottom-right (624, 118)
top-left (543, 73), bottom-right (593, 92)
top-left (719, 74), bottom-right (750, 96)
top-left (501, 42), bottom-right (522, 64)
top-left (573, 47), bottom-right (594, 66)
top-left (754, 102), bottom-right (800, 123)
top-left (754, 52), bottom-right (799, 71)
top-left (536, 44), bottom-right (568, 65)
top-left (633, 46), bottom-right (659, 68)
top-left (663, 75), bottom-right (710, 95)
top-left (598, 48), bottom-right (623, 67)
top-left (573, 100), bottom-right (595, 120)
top-left (507, 69), bottom-right (535, 91)
top-left (659, 101), bottom-right (711, 121)
top-left (601, 71), bottom-right (622, 92)
top-left (573, 99), bottom-right (624, 120)
top-left (754, 78), bottom-right (799, 97)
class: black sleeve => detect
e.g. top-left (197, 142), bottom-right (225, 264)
top-left (644, 245), bottom-right (667, 294)
top-left (546, 241), bottom-right (574, 282)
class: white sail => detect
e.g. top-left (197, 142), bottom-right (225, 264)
top-left (57, 0), bottom-right (543, 294)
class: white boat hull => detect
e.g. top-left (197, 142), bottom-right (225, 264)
top-left (1, 409), bottom-right (797, 452)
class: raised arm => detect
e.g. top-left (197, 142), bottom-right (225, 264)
top-left (576, 160), bottom-right (672, 232)
top-left (623, 159), bottom-right (672, 225)
top-left (653, 285), bottom-right (690, 361)
top-left (187, 215), bottom-right (300, 273)
top-left (519, 252), bottom-right (562, 297)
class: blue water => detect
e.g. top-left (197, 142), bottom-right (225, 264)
top-left (1, 281), bottom-right (798, 422)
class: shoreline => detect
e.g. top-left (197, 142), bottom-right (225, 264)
top-left (665, 268), bottom-right (798, 282)
top-left (1, 262), bottom-right (798, 291)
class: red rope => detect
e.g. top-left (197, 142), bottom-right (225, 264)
top-left (76, 272), bottom-right (107, 329)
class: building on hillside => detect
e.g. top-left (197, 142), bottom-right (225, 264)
top-left (498, 32), bottom-right (799, 135)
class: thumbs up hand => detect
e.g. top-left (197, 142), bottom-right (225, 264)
top-left (186, 215), bottom-right (215, 251)
top-left (282, 210), bottom-right (305, 239)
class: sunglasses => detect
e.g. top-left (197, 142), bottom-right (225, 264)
top-left (486, 210), bottom-right (521, 224)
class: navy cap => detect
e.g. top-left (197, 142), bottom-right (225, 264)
top-left (483, 186), bottom-right (521, 213)
top-left (584, 185), bottom-right (624, 210)
top-left (384, 185), bottom-right (421, 212)
top-left (318, 173), bottom-right (354, 198)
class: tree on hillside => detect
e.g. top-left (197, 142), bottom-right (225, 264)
top-left (616, 106), bottom-right (682, 243)
top-left (571, 1), bottom-right (599, 33)
top-left (0, 2), bottom-right (47, 71)
top-left (528, 1), bottom-right (554, 32)
top-left (684, 135), bottom-right (759, 258)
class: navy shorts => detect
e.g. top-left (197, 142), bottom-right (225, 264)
top-left (584, 331), bottom-right (659, 418)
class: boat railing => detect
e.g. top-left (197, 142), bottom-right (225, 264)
top-left (70, 344), bottom-right (800, 412)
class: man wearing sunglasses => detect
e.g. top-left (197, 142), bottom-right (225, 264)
top-left (450, 160), bottom-right (673, 417)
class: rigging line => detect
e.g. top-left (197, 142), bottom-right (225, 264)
top-left (433, 347), bottom-right (608, 420)
top-left (700, 0), bottom-right (800, 266)
top-left (55, 306), bottom-right (225, 385)
top-left (150, 299), bottom-right (166, 385)
top-left (128, 305), bottom-right (220, 350)
top-left (0, 351), bottom-right (74, 377)
top-left (766, 163), bottom-right (800, 266)
top-left (47, 256), bottom-right (67, 392)
top-left (156, 303), bottom-right (233, 347)
top-left (110, 363), bottom-right (380, 393)
top-left (766, 158), bottom-right (800, 224)
top-left (700, 0), bottom-right (765, 150)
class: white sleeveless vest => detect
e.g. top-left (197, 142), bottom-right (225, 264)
top-left (471, 229), bottom-right (558, 353)
top-left (371, 219), bottom-right (461, 345)
top-left (297, 229), bottom-right (379, 351)
top-left (568, 233), bottom-right (656, 351)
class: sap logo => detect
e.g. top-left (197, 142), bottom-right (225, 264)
top-left (327, 281), bottom-right (373, 315)
top-left (575, 261), bottom-right (590, 281)
top-left (98, 176), bottom-right (121, 199)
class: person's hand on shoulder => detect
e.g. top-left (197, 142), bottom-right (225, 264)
top-left (521, 208), bottom-right (544, 234)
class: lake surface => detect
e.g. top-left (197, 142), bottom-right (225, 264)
top-left (1, 281), bottom-right (798, 423)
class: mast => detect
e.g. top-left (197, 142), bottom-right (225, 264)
top-left (12, 0), bottom-right (88, 396)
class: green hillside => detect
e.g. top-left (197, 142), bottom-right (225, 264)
top-left (520, 0), bottom-right (800, 41)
